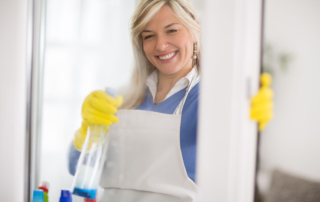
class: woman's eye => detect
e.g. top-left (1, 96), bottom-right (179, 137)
top-left (168, 29), bottom-right (177, 33)
top-left (144, 35), bottom-right (153, 40)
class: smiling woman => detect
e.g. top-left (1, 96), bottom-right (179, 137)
top-left (141, 6), bottom-right (197, 104)
top-left (121, 0), bottom-right (201, 109)
top-left (141, 7), bottom-right (195, 73)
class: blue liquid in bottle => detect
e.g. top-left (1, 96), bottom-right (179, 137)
top-left (73, 187), bottom-right (97, 199)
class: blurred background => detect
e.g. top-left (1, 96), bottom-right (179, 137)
top-left (257, 0), bottom-right (320, 201)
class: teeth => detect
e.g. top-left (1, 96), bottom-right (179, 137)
top-left (159, 52), bottom-right (177, 60)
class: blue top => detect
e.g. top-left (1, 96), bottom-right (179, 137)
top-left (68, 83), bottom-right (199, 182)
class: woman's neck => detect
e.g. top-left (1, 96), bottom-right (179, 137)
top-left (155, 65), bottom-right (193, 102)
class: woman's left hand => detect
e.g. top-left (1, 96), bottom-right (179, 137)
top-left (250, 73), bottom-right (274, 131)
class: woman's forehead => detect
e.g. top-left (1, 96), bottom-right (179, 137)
top-left (144, 6), bottom-right (181, 30)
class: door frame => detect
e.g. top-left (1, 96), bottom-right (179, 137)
top-left (196, 0), bottom-right (263, 201)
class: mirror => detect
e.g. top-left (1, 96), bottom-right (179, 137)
top-left (256, 0), bottom-right (320, 201)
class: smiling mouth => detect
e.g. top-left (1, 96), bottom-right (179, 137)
top-left (157, 51), bottom-right (178, 60)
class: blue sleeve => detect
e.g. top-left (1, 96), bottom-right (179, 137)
top-left (67, 142), bottom-right (81, 176)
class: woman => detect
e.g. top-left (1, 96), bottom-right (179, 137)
top-left (69, 0), bottom-right (273, 201)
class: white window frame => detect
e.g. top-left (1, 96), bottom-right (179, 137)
top-left (196, 0), bottom-right (263, 201)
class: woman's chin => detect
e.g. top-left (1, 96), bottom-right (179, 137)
top-left (157, 66), bottom-right (181, 75)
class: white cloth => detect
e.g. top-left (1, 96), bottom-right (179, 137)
top-left (99, 75), bottom-right (200, 202)
top-left (146, 67), bottom-right (199, 102)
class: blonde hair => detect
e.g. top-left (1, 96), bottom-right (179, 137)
top-left (120, 0), bottom-right (201, 109)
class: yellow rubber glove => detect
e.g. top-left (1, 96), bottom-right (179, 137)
top-left (73, 90), bottom-right (123, 150)
top-left (250, 73), bottom-right (274, 131)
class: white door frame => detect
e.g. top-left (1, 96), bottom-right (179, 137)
top-left (0, 0), bottom-right (28, 201)
top-left (196, 0), bottom-right (263, 201)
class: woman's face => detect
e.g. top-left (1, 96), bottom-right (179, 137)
top-left (141, 6), bottom-right (195, 75)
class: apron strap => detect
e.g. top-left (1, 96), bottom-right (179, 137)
top-left (173, 75), bottom-right (200, 115)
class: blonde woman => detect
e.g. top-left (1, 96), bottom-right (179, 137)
top-left (68, 0), bottom-right (273, 201)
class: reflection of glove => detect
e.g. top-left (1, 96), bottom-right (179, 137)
top-left (73, 90), bottom-right (123, 150)
top-left (250, 73), bottom-right (274, 131)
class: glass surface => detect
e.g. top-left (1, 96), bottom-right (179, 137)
top-left (256, 0), bottom-right (320, 201)
top-left (39, 0), bottom-right (135, 201)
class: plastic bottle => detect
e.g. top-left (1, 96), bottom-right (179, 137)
top-left (71, 124), bottom-right (111, 199)
top-left (71, 88), bottom-right (115, 200)
top-left (32, 189), bottom-right (44, 202)
top-left (59, 190), bottom-right (72, 202)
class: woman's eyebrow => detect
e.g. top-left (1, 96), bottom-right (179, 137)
top-left (142, 23), bottom-right (180, 33)
top-left (142, 30), bottom-right (152, 33)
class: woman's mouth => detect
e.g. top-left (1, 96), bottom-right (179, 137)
top-left (156, 51), bottom-right (178, 63)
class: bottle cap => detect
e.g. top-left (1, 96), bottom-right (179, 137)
top-left (38, 181), bottom-right (49, 193)
top-left (60, 190), bottom-right (72, 202)
top-left (38, 186), bottom-right (48, 194)
top-left (32, 190), bottom-right (44, 202)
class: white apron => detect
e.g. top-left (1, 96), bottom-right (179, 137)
top-left (100, 76), bottom-right (200, 202)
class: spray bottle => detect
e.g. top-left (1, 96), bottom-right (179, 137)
top-left (71, 88), bottom-right (116, 199)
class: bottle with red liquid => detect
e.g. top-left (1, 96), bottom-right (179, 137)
top-left (84, 197), bottom-right (96, 202)
top-left (84, 190), bottom-right (96, 202)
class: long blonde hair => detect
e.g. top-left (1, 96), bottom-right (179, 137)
top-left (120, 0), bottom-right (201, 109)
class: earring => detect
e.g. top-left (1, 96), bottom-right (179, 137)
top-left (193, 42), bottom-right (197, 59)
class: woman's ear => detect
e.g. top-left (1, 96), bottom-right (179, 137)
top-left (192, 33), bottom-right (197, 44)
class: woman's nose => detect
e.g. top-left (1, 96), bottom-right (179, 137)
top-left (155, 36), bottom-right (168, 52)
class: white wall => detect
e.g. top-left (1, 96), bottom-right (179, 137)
top-left (260, 0), bottom-right (320, 182)
top-left (0, 0), bottom-right (28, 201)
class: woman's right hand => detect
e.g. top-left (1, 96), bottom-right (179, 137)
top-left (82, 90), bottom-right (122, 126)
top-left (73, 90), bottom-right (123, 150)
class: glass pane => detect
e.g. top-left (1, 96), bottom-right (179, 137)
top-left (256, 1), bottom-right (320, 201)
